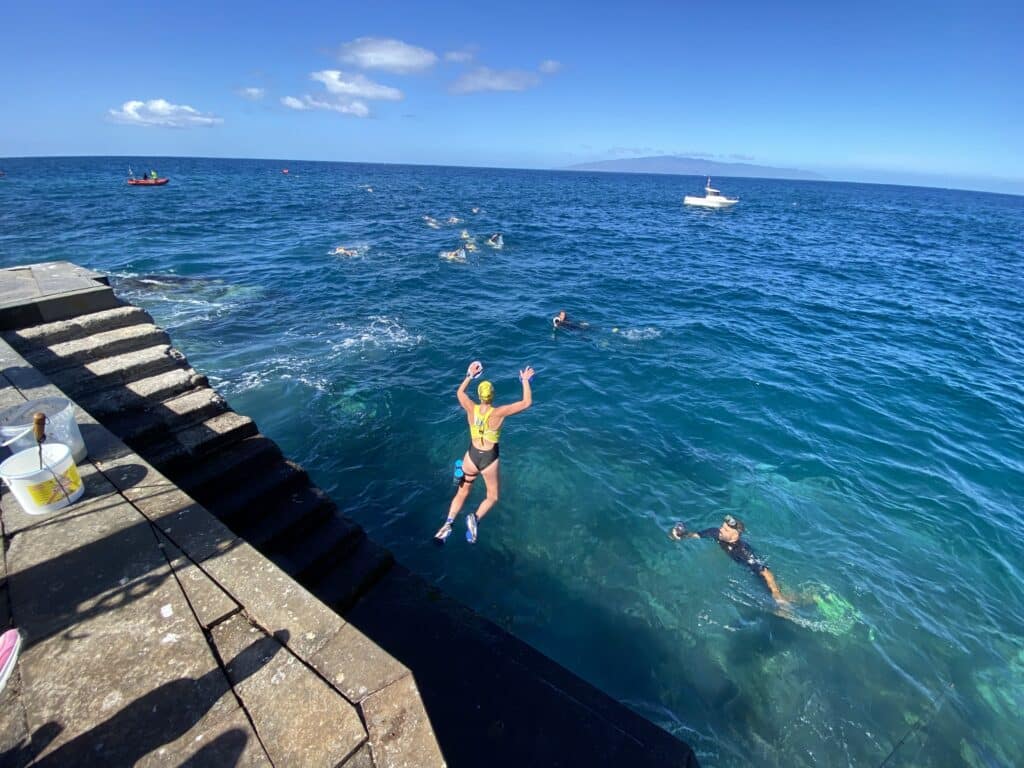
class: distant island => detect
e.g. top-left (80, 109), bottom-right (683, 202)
top-left (564, 155), bottom-right (823, 181)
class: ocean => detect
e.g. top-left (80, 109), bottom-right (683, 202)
top-left (1, 157), bottom-right (1022, 767)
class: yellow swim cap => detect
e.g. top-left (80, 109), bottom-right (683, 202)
top-left (477, 380), bottom-right (494, 401)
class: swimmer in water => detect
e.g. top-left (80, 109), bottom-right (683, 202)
top-left (440, 247), bottom-right (467, 262)
top-left (447, 216), bottom-right (462, 225)
top-left (552, 310), bottom-right (589, 330)
top-left (460, 229), bottom-right (472, 240)
top-left (471, 206), bottom-right (480, 214)
top-left (331, 246), bottom-right (358, 257)
top-left (669, 515), bottom-right (788, 604)
top-left (423, 215), bottom-right (441, 229)
top-left (435, 362), bottom-right (535, 544)
top-left (486, 233), bottom-right (504, 248)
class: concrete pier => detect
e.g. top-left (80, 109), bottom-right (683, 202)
top-left (0, 262), bottom-right (698, 766)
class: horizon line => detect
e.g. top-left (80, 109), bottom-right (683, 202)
top-left (1, 153), bottom-right (1021, 198)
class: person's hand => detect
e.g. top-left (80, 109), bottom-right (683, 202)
top-left (668, 522), bottom-right (687, 540)
top-left (467, 361), bottom-right (483, 378)
top-left (519, 365), bottom-right (535, 383)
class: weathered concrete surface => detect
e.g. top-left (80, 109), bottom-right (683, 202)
top-left (0, 263), bottom-right (118, 329)
top-left (5, 305), bottom-right (151, 349)
top-left (20, 323), bottom-right (170, 371)
top-left (363, 674), bottom-right (446, 768)
top-left (310, 621), bottom-right (409, 702)
top-left (2, 480), bottom-right (266, 765)
top-left (155, 529), bottom-right (240, 629)
top-left (202, 541), bottom-right (344, 660)
top-left (76, 367), bottom-right (208, 417)
top-left (49, 343), bottom-right (183, 393)
top-left (213, 614), bottom-right (367, 766)
top-left (0, 342), bottom-right (440, 767)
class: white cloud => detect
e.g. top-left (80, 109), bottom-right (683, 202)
top-left (538, 59), bottom-right (562, 74)
top-left (108, 99), bottom-right (222, 127)
top-left (450, 67), bottom-right (540, 94)
top-left (281, 94), bottom-right (369, 117)
top-left (281, 96), bottom-right (308, 110)
top-left (339, 37), bottom-right (437, 73)
top-left (280, 68), bottom-right (400, 118)
top-left (311, 70), bottom-right (402, 101)
top-left (237, 87), bottom-right (265, 100)
top-left (444, 49), bottom-right (475, 63)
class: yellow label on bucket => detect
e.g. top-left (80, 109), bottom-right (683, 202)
top-left (26, 463), bottom-right (82, 506)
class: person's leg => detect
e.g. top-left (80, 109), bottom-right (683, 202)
top-left (435, 452), bottom-right (478, 541)
top-left (473, 460), bottom-right (500, 521)
top-left (466, 460), bottom-right (500, 543)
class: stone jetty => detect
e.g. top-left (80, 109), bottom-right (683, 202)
top-left (0, 262), bottom-right (698, 766)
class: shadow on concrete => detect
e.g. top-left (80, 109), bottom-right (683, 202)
top-left (0, 721), bottom-right (62, 768)
top-left (4, 514), bottom-right (240, 647)
top-left (179, 728), bottom-right (252, 767)
top-left (28, 631), bottom-right (287, 766)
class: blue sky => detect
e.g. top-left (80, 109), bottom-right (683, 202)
top-left (2, 0), bottom-right (1022, 192)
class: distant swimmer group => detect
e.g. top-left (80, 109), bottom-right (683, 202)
top-left (435, 361), bottom-right (535, 544)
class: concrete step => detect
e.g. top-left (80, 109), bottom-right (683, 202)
top-left (269, 513), bottom-right (366, 583)
top-left (176, 436), bottom-right (283, 504)
top-left (21, 323), bottom-right (170, 373)
top-left (142, 412), bottom-right (259, 474)
top-left (3, 306), bottom-right (152, 349)
top-left (239, 487), bottom-right (337, 552)
top-left (49, 344), bottom-right (186, 397)
top-left (212, 460), bottom-right (309, 526)
top-left (311, 537), bottom-right (394, 613)
top-left (76, 370), bottom-right (209, 418)
top-left (105, 387), bottom-right (229, 447)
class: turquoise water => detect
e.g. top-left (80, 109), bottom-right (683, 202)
top-left (2, 157), bottom-right (1023, 766)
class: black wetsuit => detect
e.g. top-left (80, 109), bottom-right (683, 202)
top-left (696, 529), bottom-right (767, 576)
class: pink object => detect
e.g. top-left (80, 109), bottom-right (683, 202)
top-left (0, 628), bottom-right (22, 693)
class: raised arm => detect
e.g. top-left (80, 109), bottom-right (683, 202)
top-left (495, 366), bottom-right (534, 417)
top-left (457, 362), bottom-right (482, 413)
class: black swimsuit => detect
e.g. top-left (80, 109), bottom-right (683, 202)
top-left (468, 441), bottom-right (499, 472)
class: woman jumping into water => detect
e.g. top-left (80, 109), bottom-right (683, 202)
top-left (435, 361), bottom-right (534, 543)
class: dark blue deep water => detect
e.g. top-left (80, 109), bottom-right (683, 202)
top-left (2, 157), bottom-right (1023, 766)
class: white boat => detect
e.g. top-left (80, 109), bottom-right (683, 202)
top-left (683, 177), bottom-right (738, 208)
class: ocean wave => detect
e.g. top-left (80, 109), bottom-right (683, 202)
top-left (616, 326), bottom-right (662, 341)
top-left (330, 315), bottom-right (424, 351)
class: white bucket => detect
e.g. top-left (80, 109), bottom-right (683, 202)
top-left (0, 443), bottom-right (85, 515)
top-left (0, 397), bottom-right (87, 463)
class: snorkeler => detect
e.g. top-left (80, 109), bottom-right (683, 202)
top-left (670, 515), bottom-right (788, 604)
top-left (552, 310), bottom-right (589, 330)
top-left (435, 361), bottom-right (535, 544)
